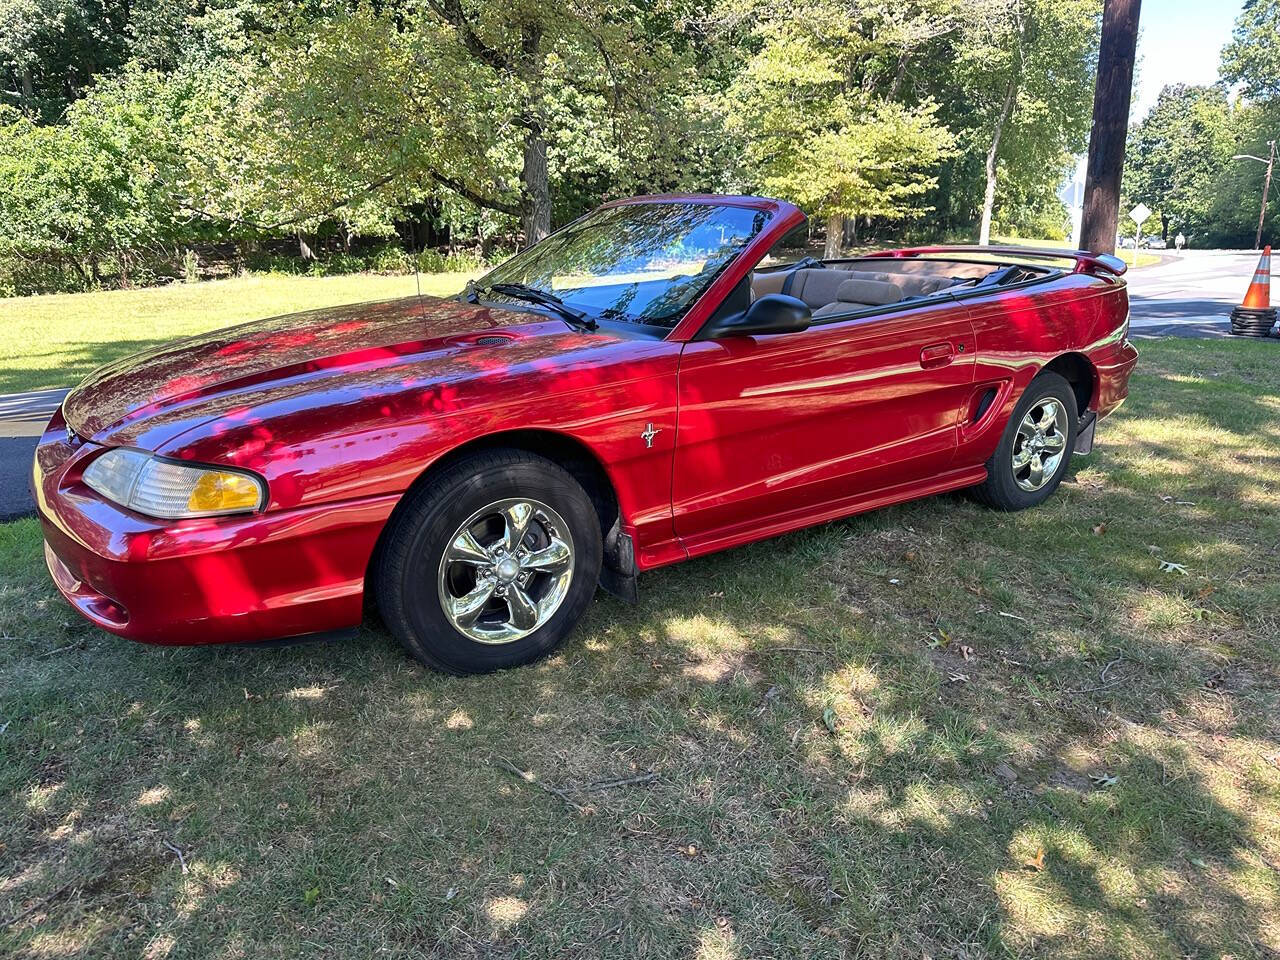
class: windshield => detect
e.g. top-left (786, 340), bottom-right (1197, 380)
top-left (474, 202), bottom-right (770, 327)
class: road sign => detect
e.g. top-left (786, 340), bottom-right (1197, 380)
top-left (1130, 202), bottom-right (1152, 226)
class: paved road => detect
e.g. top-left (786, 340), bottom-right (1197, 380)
top-left (1, 252), bottom-right (1273, 521)
top-left (1126, 250), bottom-right (1274, 338)
top-left (0, 389), bottom-right (68, 521)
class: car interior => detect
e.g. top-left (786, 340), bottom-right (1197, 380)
top-left (749, 258), bottom-right (1052, 320)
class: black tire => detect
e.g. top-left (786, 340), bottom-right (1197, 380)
top-left (376, 449), bottom-right (602, 674)
top-left (972, 371), bottom-right (1078, 511)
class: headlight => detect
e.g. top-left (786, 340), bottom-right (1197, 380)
top-left (82, 448), bottom-right (266, 519)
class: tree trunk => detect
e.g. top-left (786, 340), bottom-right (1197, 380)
top-left (520, 122), bottom-right (551, 246)
top-left (979, 76), bottom-right (1017, 246)
top-left (69, 257), bottom-right (90, 287)
top-left (888, 53), bottom-right (909, 101)
top-left (298, 232), bottom-right (316, 261)
top-left (1160, 215), bottom-right (1169, 241)
top-left (1080, 0), bottom-right (1143, 254)
top-left (20, 68), bottom-right (34, 104)
top-left (824, 213), bottom-right (845, 259)
top-left (516, 21), bottom-right (550, 248)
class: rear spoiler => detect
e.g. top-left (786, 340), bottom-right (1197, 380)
top-left (861, 245), bottom-right (1128, 278)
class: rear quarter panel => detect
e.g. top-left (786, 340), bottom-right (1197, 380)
top-left (954, 272), bottom-right (1129, 466)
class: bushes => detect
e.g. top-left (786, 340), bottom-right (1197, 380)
top-left (0, 243), bottom-right (490, 297)
top-left (237, 241), bottom-right (490, 283)
top-left (0, 66), bottom-right (498, 297)
top-left (415, 248), bottom-right (490, 274)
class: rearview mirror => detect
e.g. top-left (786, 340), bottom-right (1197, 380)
top-left (703, 294), bottom-right (812, 339)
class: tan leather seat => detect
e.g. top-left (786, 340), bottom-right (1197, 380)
top-left (750, 265), bottom-right (959, 313)
top-left (812, 278), bottom-right (904, 318)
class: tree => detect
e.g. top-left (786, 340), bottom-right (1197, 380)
top-left (0, 0), bottom-right (132, 118)
top-left (1124, 85), bottom-right (1234, 241)
top-left (722, 0), bottom-right (956, 256)
top-left (223, 1), bottom-right (706, 247)
top-left (953, 0), bottom-right (1101, 245)
top-left (1200, 99), bottom-right (1280, 248)
top-left (397, 0), bottom-right (701, 244)
top-left (1221, 0), bottom-right (1280, 101)
top-left (0, 71), bottom-right (190, 290)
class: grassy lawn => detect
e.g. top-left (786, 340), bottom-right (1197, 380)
top-left (0, 271), bottom-right (474, 395)
top-left (2, 337), bottom-right (1279, 958)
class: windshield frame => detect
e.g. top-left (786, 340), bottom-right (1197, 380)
top-left (468, 195), bottom-right (803, 337)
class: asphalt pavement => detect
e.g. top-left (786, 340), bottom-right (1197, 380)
top-left (1, 388), bottom-right (68, 521)
top-left (1125, 249), bottom-right (1276, 338)
top-left (1, 251), bottom-right (1274, 521)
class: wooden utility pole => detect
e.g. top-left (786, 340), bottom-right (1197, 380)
top-left (1255, 139), bottom-right (1275, 250)
top-left (1079, 0), bottom-right (1142, 255)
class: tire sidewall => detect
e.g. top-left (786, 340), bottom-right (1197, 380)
top-left (986, 373), bottom-right (1079, 510)
top-left (389, 457), bottom-right (602, 673)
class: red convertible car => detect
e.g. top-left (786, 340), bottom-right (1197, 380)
top-left (34, 195), bottom-right (1137, 673)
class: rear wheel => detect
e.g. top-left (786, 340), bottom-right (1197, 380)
top-left (972, 372), bottom-right (1078, 511)
top-left (376, 450), bottom-right (602, 674)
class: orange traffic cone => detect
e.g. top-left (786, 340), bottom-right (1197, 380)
top-left (1231, 246), bottom-right (1277, 337)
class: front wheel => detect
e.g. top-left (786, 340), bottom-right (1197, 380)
top-left (375, 450), bottom-right (602, 674)
top-left (972, 372), bottom-right (1078, 511)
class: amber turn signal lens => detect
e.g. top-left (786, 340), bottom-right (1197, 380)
top-left (187, 471), bottom-right (263, 513)
top-left (83, 448), bottom-right (266, 519)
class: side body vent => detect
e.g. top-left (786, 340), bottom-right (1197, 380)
top-left (474, 335), bottom-right (512, 346)
top-left (973, 387), bottom-right (998, 423)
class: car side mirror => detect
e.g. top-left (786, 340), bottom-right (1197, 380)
top-left (703, 294), bottom-right (812, 339)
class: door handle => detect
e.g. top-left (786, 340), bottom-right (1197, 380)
top-left (920, 342), bottom-right (955, 369)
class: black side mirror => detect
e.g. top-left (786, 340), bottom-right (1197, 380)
top-left (702, 293), bottom-right (812, 339)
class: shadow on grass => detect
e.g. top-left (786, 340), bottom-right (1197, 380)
top-left (3, 508), bottom-right (1275, 957)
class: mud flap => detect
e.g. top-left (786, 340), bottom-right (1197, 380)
top-left (600, 522), bottom-right (639, 603)
top-left (1074, 411), bottom-right (1097, 455)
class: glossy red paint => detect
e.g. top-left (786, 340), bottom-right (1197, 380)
top-left (34, 195), bottom-right (1138, 647)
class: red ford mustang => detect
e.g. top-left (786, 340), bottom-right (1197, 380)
top-left (34, 194), bottom-right (1138, 673)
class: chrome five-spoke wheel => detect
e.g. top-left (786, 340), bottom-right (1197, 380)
top-left (437, 498), bottom-right (575, 644)
top-left (1012, 397), bottom-right (1068, 492)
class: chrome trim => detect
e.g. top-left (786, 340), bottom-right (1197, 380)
top-left (437, 497), bottom-right (575, 644)
top-left (1012, 399), bottom-right (1069, 491)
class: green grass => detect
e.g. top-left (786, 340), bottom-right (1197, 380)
top-left (0, 271), bottom-right (474, 395)
top-left (2, 337), bottom-right (1279, 958)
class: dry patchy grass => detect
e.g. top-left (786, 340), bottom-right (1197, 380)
top-left (1, 337), bottom-right (1278, 958)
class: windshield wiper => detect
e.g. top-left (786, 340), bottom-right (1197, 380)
top-left (477, 282), bottom-right (598, 332)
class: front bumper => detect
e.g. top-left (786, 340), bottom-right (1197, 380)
top-left (33, 407), bottom-right (397, 646)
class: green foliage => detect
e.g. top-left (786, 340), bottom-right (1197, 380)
top-left (1220, 0), bottom-right (1280, 101)
top-left (722, 1), bottom-right (958, 251)
top-left (0, 69), bottom-right (193, 291)
top-left (1201, 100), bottom-right (1279, 248)
top-left (950, 0), bottom-right (1100, 242)
top-left (0, 0), bottom-right (1112, 293)
top-left (0, 0), bottom-right (130, 119)
top-left (1124, 85), bottom-right (1236, 243)
top-left (726, 17), bottom-right (954, 226)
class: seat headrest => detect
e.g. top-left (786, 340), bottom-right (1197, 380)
top-left (835, 278), bottom-right (903, 306)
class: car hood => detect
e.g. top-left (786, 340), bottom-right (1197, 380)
top-left (61, 294), bottom-right (607, 450)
